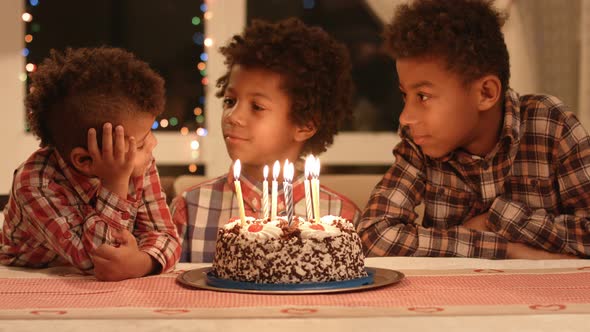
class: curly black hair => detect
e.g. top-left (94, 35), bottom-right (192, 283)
top-left (26, 47), bottom-right (165, 158)
top-left (384, 0), bottom-right (510, 92)
top-left (216, 17), bottom-right (353, 155)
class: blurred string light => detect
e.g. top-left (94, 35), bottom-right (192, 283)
top-left (177, 1), bottom-right (210, 165)
top-left (21, 3), bottom-right (39, 84)
top-left (147, 0), bottom-right (208, 170)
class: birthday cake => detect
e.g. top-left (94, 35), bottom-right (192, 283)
top-left (212, 215), bottom-right (367, 284)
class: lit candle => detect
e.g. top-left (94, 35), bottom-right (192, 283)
top-left (311, 157), bottom-right (321, 221)
top-left (304, 155), bottom-right (314, 220)
top-left (283, 160), bottom-right (294, 225)
top-left (262, 165), bottom-right (269, 219)
top-left (271, 160), bottom-right (280, 220)
top-left (233, 159), bottom-right (246, 226)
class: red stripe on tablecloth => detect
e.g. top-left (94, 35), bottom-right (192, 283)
top-left (0, 272), bottom-right (589, 309)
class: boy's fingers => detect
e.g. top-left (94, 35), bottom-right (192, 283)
top-left (102, 123), bottom-right (113, 159)
top-left (91, 254), bottom-right (110, 266)
top-left (87, 128), bottom-right (100, 158)
top-left (93, 243), bottom-right (119, 259)
top-left (127, 136), bottom-right (137, 165)
top-left (114, 125), bottom-right (126, 161)
top-left (109, 228), bottom-right (128, 244)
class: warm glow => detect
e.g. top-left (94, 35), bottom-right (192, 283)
top-left (233, 159), bottom-right (241, 179)
top-left (160, 119), bottom-right (169, 128)
top-left (193, 107), bottom-right (203, 115)
top-left (283, 161), bottom-right (294, 182)
top-left (24, 34), bottom-right (33, 43)
top-left (313, 157), bottom-right (321, 178)
top-left (188, 164), bottom-right (198, 173)
top-left (305, 155), bottom-right (315, 179)
top-left (272, 160), bottom-right (280, 180)
top-left (180, 127), bottom-right (189, 135)
top-left (196, 128), bottom-right (207, 136)
top-left (197, 62), bottom-right (206, 71)
top-left (204, 12), bottom-right (213, 20)
top-left (25, 63), bottom-right (36, 72)
top-left (263, 165), bottom-right (269, 180)
top-left (204, 38), bottom-right (213, 47)
top-left (22, 13), bottom-right (33, 22)
top-left (190, 140), bottom-right (199, 150)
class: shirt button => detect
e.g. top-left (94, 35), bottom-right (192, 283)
top-left (121, 212), bottom-right (131, 219)
top-left (63, 231), bottom-right (72, 240)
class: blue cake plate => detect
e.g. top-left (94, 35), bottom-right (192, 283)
top-left (206, 268), bottom-right (375, 291)
top-left (177, 266), bottom-right (405, 294)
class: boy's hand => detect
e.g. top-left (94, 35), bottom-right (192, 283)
top-left (463, 212), bottom-right (490, 232)
top-left (88, 123), bottom-right (137, 198)
top-left (92, 228), bottom-right (158, 281)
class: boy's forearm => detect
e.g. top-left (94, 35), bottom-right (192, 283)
top-left (131, 252), bottom-right (161, 278)
top-left (506, 242), bottom-right (579, 259)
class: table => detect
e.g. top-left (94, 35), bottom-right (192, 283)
top-left (1, 257), bottom-right (589, 332)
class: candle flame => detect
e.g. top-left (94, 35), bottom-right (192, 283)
top-left (272, 160), bottom-right (280, 180)
top-left (263, 165), bottom-right (269, 179)
top-left (305, 154), bottom-right (314, 179)
top-left (233, 159), bottom-right (241, 179)
top-left (312, 157), bottom-right (321, 178)
top-left (284, 161), bottom-right (294, 182)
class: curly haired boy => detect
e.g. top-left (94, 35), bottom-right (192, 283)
top-left (1, 47), bottom-right (181, 280)
top-left (358, 0), bottom-right (588, 259)
top-left (170, 18), bottom-right (360, 262)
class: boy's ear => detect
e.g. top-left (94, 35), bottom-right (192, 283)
top-left (294, 122), bottom-right (317, 143)
top-left (475, 75), bottom-right (502, 112)
top-left (69, 147), bottom-right (94, 176)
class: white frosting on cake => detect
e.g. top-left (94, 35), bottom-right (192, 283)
top-left (212, 215), bottom-right (367, 284)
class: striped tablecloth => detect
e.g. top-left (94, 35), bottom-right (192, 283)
top-left (1, 257), bottom-right (589, 320)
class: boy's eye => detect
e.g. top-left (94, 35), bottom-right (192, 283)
top-left (418, 93), bottom-right (430, 102)
top-left (252, 103), bottom-right (265, 111)
top-left (223, 97), bottom-right (236, 108)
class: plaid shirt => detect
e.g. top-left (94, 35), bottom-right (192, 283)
top-left (171, 170), bottom-right (361, 262)
top-left (358, 89), bottom-right (590, 258)
top-left (0, 147), bottom-right (181, 273)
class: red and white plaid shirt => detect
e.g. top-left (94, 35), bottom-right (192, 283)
top-left (0, 147), bottom-right (181, 273)
top-left (359, 89), bottom-right (590, 258)
top-left (170, 170), bottom-right (361, 262)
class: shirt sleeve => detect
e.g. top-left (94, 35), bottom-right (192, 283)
top-left (170, 193), bottom-right (189, 243)
top-left (357, 139), bottom-right (508, 258)
top-left (487, 113), bottom-right (590, 257)
top-left (15, 182), bottom-right (140, 272)
top-left (131, 161), bottom-right (181, 273)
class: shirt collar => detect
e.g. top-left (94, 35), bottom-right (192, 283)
top-left (500, 88), bottom-right (522, 146)
top-left (53, 148), bottom-right (100, 204)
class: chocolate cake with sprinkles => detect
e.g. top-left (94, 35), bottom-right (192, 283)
top-left (212, 215), bottom-right (367, 284)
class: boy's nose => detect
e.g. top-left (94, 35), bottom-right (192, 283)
top-left (399, 104), bottom-right (418, 127)
top-left (223, 105), bottom-right (246, 126)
